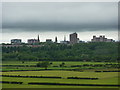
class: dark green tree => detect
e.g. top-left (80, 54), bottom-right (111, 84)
top-left (36, 61), bottom-right (50, 70)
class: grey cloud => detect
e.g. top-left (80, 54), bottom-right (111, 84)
top-left (2, 2), bottom-right (118, 33)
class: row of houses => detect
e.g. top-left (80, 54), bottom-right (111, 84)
top-left (1, 45), bottom-right (44, 48)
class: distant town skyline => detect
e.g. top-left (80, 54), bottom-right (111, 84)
top-left (2, 30), bottom-right (118, 44)
top-left (3, 32), bottom-right (117, 44)
top-left (1, 2), bottom-right (118, 43)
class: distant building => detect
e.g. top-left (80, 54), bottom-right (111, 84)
top-left (11, 39), bottom-right (22, 44)
top-left (55, 37), bottom-right (58, 43)
top-left (79, 40), bottom-right (85, 43)
top-left (27, 35), bottom-right (40, 44)
top-left (91, 35), bottom-right (114, 42)
top-left (60, 41), bottom-right (69, 44)
top-left (64, 35), bottom-right (66, 41)
top-left (70, 32), bottom-right (79, 44)
top-left (38, 35), bottom-right (40, 42)
top-left (60, 35), bottom-right (69, 44)
top-left (2, 44), bottom-right (44, 48)
top-left (3, 44), bottom-right (23, 47)
top-left (26, 45), bottom-right (44, 47)
top-left (28, 39), bottom-right (39, 44)
top-left (106, 39), bottom-right (114, 42)
top-left (46, 39), bottom-right (53, 43)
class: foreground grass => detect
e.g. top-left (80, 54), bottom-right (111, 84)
top-left (2, 84), bottom-right (88, 88)
top-left (2, 70), bottom-right (119, 88)
top-left (3, 84), bottom-right (119, 88)
top-left (2, 61), bottom-right (119, 88)
top-left (2, 76), bottom-right (118, 85)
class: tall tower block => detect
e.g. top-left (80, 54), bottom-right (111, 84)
top-left (70, 32), bottom-right (78, 44)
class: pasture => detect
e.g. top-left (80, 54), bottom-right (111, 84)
top-left (1, 61), bottom-right (120, 88)
top-left (2, 61), bottom-right (117, 65)
top-left (2, 71), bottom-right (119, 88)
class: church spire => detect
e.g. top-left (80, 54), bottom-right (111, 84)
top-left (38, 34), bottom-right (40, 42)
top-left (55, 36), bottom-right (57, 43)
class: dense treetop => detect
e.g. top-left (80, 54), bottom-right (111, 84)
top-left (2, 42), bottom-right (118, 62)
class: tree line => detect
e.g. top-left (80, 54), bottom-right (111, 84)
top-left (2, 42), bottom-right (119, 62)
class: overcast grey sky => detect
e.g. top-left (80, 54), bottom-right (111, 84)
top-left (1, 2), bottom-right (118, 43)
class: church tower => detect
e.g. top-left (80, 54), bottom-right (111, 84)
top-left (55, 36), bottom-right (57, 43)
top-left (38, 35), bottom-right (40, 42)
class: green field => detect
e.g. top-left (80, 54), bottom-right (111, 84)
top-left (2, 70), bottom-right (119, 88)
top-left (2, 61), bottom-right (117, 65)
top-left (2, 61), bottom-right (120, 88)
top-left (2, 61), bottom-right (119, 71)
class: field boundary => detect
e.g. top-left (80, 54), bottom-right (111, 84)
top-left (2, 75), bottom-right (99, 80)
top-left (1, 81), bottom-right (120, 87)
top-left (28, 82), bottom-right (120, 87)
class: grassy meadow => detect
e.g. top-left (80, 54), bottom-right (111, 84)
top-left (1, 61), bottom-right (120, 88)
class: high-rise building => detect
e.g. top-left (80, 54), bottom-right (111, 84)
top-left (70, 32), bottom-right (79, 44)
top-left (11, 39), bottom-right (22, 44)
